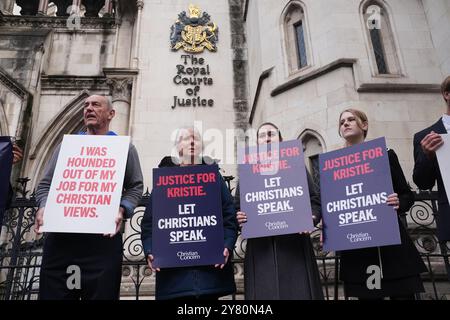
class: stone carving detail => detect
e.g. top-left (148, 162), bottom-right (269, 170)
top-left (170, 4), bottom-right (219, 53)
top-left (0, 15), bottom-right (117, 29)
top-left (41, 76), bottom-right (109, 91)
top-left (136, 1), bottom-right (144, 10)
top-left (106, 78), bottom-right (133, 103)
top-left (0, 68), bottom-right (29, 99)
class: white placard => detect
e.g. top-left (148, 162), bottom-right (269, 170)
top-left (436, 134), bottom-right (450, 203)
top-left (41, 135), bottom-right (130, 234)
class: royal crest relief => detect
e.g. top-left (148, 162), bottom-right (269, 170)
top-left (170, 4), bottom-right (219, 53)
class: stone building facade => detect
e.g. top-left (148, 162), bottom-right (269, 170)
top-left (1, 0), bottom-right (248, 299)
top-left (1, 0), bottom-right (448, 193)
top-left (246, 0), bottom-right (449, 186)
top-left (0, 0), bottom-right (247, 189)
top-left (0, 0), bottom-right (449, 299)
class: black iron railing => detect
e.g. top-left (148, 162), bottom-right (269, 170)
top-left (1, 178), bottom-right (449, 300)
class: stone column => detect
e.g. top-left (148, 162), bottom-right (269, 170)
top-left (107, 78), bottom-right (132, 136)
top-left (104, 68), bottom-right (138, 136)
top-left (37, 0), bottom-right (49, 15)
top-left (132, 0), bottom-right (144, 68)
top-left (103, 0), bottom-right (113, 17)
top-left (72, 0), bottom-right (81, 14)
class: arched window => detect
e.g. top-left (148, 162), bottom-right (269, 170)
top-left (300, 131), bottom-right (324, 191)
top-left (27, 90), bottom-right (89, 186)
top-left (283, 2), bottom-right (311, 73)
top-left (362, 1), bottom-right (400, 75)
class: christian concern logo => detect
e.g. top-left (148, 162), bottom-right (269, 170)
top-left (170, 4), bottom-right (219, 53)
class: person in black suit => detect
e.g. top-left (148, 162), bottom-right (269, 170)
top-left (338, 109), bottom-right (426, 300)
top-left (413, 76), bottom-right (450, 241)
top-left (1, 141), bottom-right (23, 227)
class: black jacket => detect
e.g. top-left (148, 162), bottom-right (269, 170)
top-left (0, 185), bottom-right (13, 226)
top-left (413, 118), bottom-right (450, 241)
top-left (340, 149), bottom-right (427, 283)
top-left (0, 136), bottom-right (13, 226)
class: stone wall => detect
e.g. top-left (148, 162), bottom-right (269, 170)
top-left (0, 14), bottom-right (126, 184)
top-left (422, 0), bottom-right (450, 76)
top-left (131, 0), bottom-right (245, 188)
top-left (245, 0), bottom-right (447, 187)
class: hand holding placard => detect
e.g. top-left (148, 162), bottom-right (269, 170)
top-left (320, 137), bottom-right (400, 251)
top-left (214, 248), bottom-right (230, 269)
top-left (34, 207), bottom-right (44, 234)
top-left (421, 131), bottom-right (444, 160)
top-left (152, 165), bottom-right (224, 268)
top-left (103, 206), bottom-right (125, 238)
top-left (147, 254), bottom-right (160, 273)
top-left (238, 140), bottom-right (314, 239)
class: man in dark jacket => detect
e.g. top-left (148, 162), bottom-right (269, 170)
top-left (413, 76), bottom-right (450, 241)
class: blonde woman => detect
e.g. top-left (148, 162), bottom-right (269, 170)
top-left (337, 109), bottom-right (427, 300)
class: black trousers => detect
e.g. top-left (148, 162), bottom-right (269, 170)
top-left (39, 233), bottom-right (123, 300)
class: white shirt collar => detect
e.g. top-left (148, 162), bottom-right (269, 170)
top-left (442, 114), bottom-right (450, 133)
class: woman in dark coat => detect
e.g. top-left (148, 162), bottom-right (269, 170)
top-left (338, 109), bottom-right (427, 299)
top-left (1, 142), bottom-right (23, 226)
top-left (236, 123), bottom-right (324, 300)
top-left (141, 127), bottom-right (238, 300)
